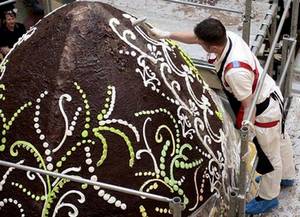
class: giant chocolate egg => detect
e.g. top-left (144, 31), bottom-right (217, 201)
top-left (0, 1), bottom-right (239, 216)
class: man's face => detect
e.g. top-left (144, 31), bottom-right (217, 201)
top-left (198, 39), bottom-right (212, 53)
top-left (5, 13), bottom-right (16, 30)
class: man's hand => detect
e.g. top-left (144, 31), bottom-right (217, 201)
top-left (148, 27), bottom-right (171, 39)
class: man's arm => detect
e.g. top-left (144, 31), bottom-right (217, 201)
top-left (241, 94), bottom-right (256, 125)
top-left (149, 28), bottom-right (199, 44)
top-left (169, 32), bottom-right (199, 44)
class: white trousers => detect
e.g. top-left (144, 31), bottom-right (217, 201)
top-left (255, 92), bottom-right (296, 200)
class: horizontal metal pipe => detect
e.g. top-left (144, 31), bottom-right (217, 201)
top-left (278, 40), bottom-right (297, 88)
top-left (0, 160), bottom-right (172, 203)
top-left (245, 0), bottom-right (293, 122)
top-left (0, 0), bottom-right (16, 7)
top-left (162, 0), bottom-right (242, 14)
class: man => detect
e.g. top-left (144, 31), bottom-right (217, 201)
top-left (0, 10), bottom-right (26, 56)
top-left (149, 18), bottom-right (295, 215)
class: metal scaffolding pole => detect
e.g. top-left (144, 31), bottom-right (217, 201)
top-left (0, 160), bottom-right (183, 216)
top-left (242, 0), bottom-right (252, 44)
top-left (162, 0), bottom-right (242, 14)
top-left (0, 0), bottom-right (15, 7)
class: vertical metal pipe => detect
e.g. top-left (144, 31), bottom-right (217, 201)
top-left (268, 8), bottom-right (278, 76)
top-left (237, 125), bottom-right (249, 217)
top-left (228, 189), bottom-right (238, 217)
top-left (242, 0), bottom-right (252, 44)
top-left (170, 197), bottom-right (182, 217)
top-left (290, 0), bottom-right (299, 38)
top-left (280, 35), bottom-right (290, 97)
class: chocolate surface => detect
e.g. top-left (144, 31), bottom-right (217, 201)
top-left (0, 1), bottom-right (237, 216)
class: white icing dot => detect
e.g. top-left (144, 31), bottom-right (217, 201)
top-left (3, 199), bottom-right (7, 203)
top-left (43, 142), bottom-right (49, 148)
top-left (131, 51), bottom-right (136, 57)
top-left (20, 208), bottom-right (24, 212)
top-left (33, 117), bottom-right (39, 122)
top-left (40, 94), bottom-right (44, 98)
top-left (45, 149), bottom-right (51, 155)
top-left (98, 190), bottom-right (105, 197)
top-left (84, 147), bottom-right (90, 152)
top-left (13, 200), bottom-right (17, 204)
top-left (103, 193), bottom-right (110, 201)
top-left (69, 126), bottom-right (75, 131)
top-left (88, 167), bottom-right (95, 173)
top-left (8, 198), bottom-right (12, 202)
top-left (36, 129), bottom-right (41, 134)
top-left (44, 91), bottom-right (48, 95)
top-left (71, 121), bottom-right (76, 126)
top-left (93, 185), bottom-right (100, 190)
top-left (35, 105), bottom-right (40, 110)
top-left (46, 156), bottom-right (52, 162)
top-left (86, 153), bottom-right (91, 158)
top-left (0, 201), bottom-right (4, 207)
top-left (35, 111), bottom-right (40, 116)
top-left (91, 175), bottom-right (97, 182)
top-left (75, 112), bottom-right (79, 116)
top-left (34, 123), bottom-right (39, 129)
top-left (119, 50), bottom-right (124, 54)
top-left (21, 214), bottom-right (25, 217)
top-left (36, 99), bottom-right (41, 103)
top-left (115, 200), bottom-right (121, 207)
top-left (121, 203), bottom-right (127, 210)
top-left (47, 164), bottom-right (53, 171)
top-left (85, 159), bottom-right (92, 165)
top-left (40, 134), bottom-right (45, 140)
top-left (18, 203), bottom-right (22, 208)
top-left (77, 107), bottom-right (82, 112)
top-left (108, 197), bottom-right (116, 204)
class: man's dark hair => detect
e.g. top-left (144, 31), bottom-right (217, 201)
top-left (194, 18), bottom-right (227, 46)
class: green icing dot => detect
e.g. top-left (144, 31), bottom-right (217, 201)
top-left (173, 185), bottom-right (179, 191)
top-left (101, 109), bottom-right (106, 114)
top-left (160, 171), bottom-right (166, 177)
top-left (81, 183), bottom-right (88, 189)
top-left (159, 164), bottom-right (165, 170)
top-left (0, 145), bottom-right (5, 152)
top-left (85, 105), bottom-right (90, 109)
top-left (61, 156), bottom-right (67, 161)
top-left (175, 160), bottom-right (180, 168)
top-left (56, 161), bottom-right (62, 168)
top-left (67, 151), bottom-right (72, 156)
top-left (82, 94), bottom-right (86, 99)
top-left (180, 162), bottom-right (185, 169)
top-left (86, 117), bottom-right (90, 122)
top-left (17, 109), bottom-right (21, 113)
top-left (2, 130), bottom-right (5, 135)
top-left (31, 194), bottom-right (35, 199)
top-left (86, 111), bottom-right (90, 116)
top-left (178, 189), bottom-right (184, 195)
top-left (71, 147), bottom-right (76, 151)
top-left (107, 91), bottom-right (112, 95)
top-left (84, 123), bottom-right (90, 129)
top-left (35, 196), bottom-right (40, 201)
top-left (160, 157), bottom-right (165, 163)
top-left (161, 150), bottom-right (166, 157)
top-left (184, 197), bottom-right (189, 204)
top-left (81, 130), bottom-right (88, 138)
top-left (105, 98), bottom-right (110, 102)
top-left (104, 104), bottom-right (109, 108)
top-left (165, 140), bottom-right (170, 146)
top-left (83, 100), bottom-right (88, 104)
top-left (1, 137), bottom-right (6, 143)
top-left (97, 114), bottom-right (103, 120)
top-left (176, 138), bottom-right (180, 143)
top-left (164, 177), bottom-right (170, 183)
